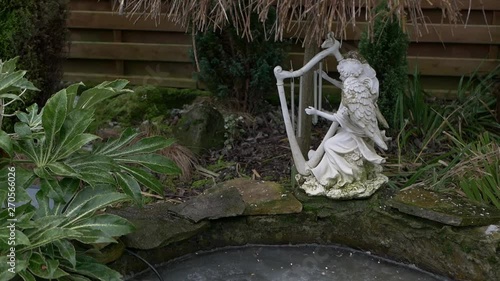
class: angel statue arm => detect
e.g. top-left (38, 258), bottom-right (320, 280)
top-left (305, 106), bottom-right (337, 122)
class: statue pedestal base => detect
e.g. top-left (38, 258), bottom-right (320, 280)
top-left (296, 173), bottom-right (388, 199)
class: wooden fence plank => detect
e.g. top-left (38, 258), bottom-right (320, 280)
top-left (288, 22), bottom-right (499, 44)
top-left (68, 42), bottom-right (191, 62)
top-left (289, 53), bottom-right (499, 77)
top-left (490, 11), bottom-right (500, 59)
top-left (113, 30), bottom-right (125, 75)
top-left (63, 72), bottom-right (197, 88)
top-left (68, 11), bottom-right (185, 32)
top-left (67, 41), bottom-right (497, 77)
top-left (124, 61), bottom-right (195, 78)
top-left (122, 30), bottom-right (191, 44)
top-left (420, 0), bottom-right (500, 10)
top-left (68, 0), bottom-right (111, 11)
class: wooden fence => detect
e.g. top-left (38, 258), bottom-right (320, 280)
top-left (65, 0), bottom-right (500, 98)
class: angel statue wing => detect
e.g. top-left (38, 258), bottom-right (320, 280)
top-left (360, 63), bottom-right (389, 129)
top-left (343, 76), bottom-right (388, 150)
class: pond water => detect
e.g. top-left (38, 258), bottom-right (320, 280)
top-left (128, 245), bottom-right (450, 281)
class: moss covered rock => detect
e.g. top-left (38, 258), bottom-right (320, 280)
top-left (173, 103), bottom-right (225, 154)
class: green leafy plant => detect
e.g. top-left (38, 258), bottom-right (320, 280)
top-left (0, 57), bottom-right (39, 129)
top-left (0, 59), bottom-right (180, 280)
top-left (0, 181), bottom-right (133, 281)
top-left (394, 69), bottom-right (446, 159)
top-left (192, 9), bottom-right (287, 113)
top-left (396, 65), bottom-right (500, 208)
top-left (452, 134), bottom-right (500, 208)
top-left (359, 0), bottom-right (409, 129)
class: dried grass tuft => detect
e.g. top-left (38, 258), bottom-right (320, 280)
top-left (140, 120), bottom-right (198, 181)
top-left (159, 143), bottom-right (198, 181)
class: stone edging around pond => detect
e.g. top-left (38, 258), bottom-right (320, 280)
top-left (107, 178), bottom-right (500, 281)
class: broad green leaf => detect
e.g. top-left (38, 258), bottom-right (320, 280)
top-left (15, 230), bottom-right (30, 246)
top-left (28, 252), bottom-right (68, 279)
top-left (0, 93), bottom-right (23, 102)
top-left (0, 188), bottom-right (6, 207)
top-left (94, 79), bottom-right (129, 91)
top-left (42, 88), bottom-right (68, 150)
top-left (76, 88), bottom-right (121, 110)
top-left (23, 215), bottom-right (65, 230)
top-left (0, 130), bottom-right (13, 157)
top-left (55, 134), bottom-right (99, 160)
top-left (11, 77), bottom-right (38, 91)
top-left (18, 270), bottom-right (36, 281)
top-left (70, 214), bottom-right (134, 237)
top-left (0, 70), bottom-right (25, 92)
top-left (46, 162), bottom-right (80, 178)
top-left (14, 122), bottom-right (32, 138)
top-left (59, 274), bottom-right (92, 281)
top-left (16, 111), bottom-right (30, 124)
top-left (65, 82), bottom-right (84, 109)
top-left (117, 154), bottom-right (181, 175)
top-left (0, 203), bottom-right (35, 228)
top-left (71, 229), bottom-right (117, 244)
top-left (93, 127), bottom-right (138, 155)
top-left (14, 167), bottom-right (36, 190)
top-left (47, 178), bottom-right (81, 216)
top-left (0, 250), bottom-right (30, 280)
top-left (23, 228), bottom-right (81, 250)
top-left (0, 255), bottom-right (18, 281)
top-left (59, 178), bottom-right (81, 202)
top-left (54, 108), bottom-right (96, 159)
top-left (53, 239), bottom-right (76, 268)
top-left (1, 57), bottom-right (19, 73)
top-left (73, 257), bottom-right (123, 281)
top-left (108, 136), bottom-right (175, 157)
top-left (67, 156), bottom-right (118, 185)
top-left (121, 166), bottom-right (164, 196)
top-left (40, 179), bottom-right (64, 203)
top-left (115, 172), bottom-right (142, 204)
top-left (63, 188), bottom-right (129, 224)
top-left (19, 104), bottom-right (43, 129)
top-left (67, 155), bottom-right (119, 171)
top-left (78, 169), bottom-right (116, 186)
top-left (15, 140), bottom-right (38, 166)
top-left (0, 231), bottom-right (9, 251)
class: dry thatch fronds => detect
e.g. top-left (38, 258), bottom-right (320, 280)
top-left (116, 0), bottom-right (470, 45)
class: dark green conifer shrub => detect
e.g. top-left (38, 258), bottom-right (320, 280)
top-left (0, 0), bottom-right (68, 130)
top-left (359, 2), bottom-right (409, 130)
top-left (192, 10), bottom-right (287, 113)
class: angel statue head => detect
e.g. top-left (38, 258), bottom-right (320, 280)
top-left (337, 51), bottom-right (369, 81)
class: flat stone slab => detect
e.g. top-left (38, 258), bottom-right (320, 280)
top-left (219, 178), bottom-right (302, 215)
top-left (171, 186), bottom-right (246, 222)
top-left (387, 188), bottom-right (500, 226)
top-left (108, 203), bottom-right (209, 250)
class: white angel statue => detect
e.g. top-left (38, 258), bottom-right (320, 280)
top-left (274, 34), bottom-right (390, 199)
top-left (302, 51), bottom-right (390, 196)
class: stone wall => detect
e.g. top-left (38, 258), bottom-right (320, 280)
top-left (108, 179), bottom-right (500, 281)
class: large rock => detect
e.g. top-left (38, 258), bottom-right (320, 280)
top-left (386, 188), bottom-right (500, 226)
top-left (219, 178), bottom-right (303, 215)
top-left (108, 202), bottom-right (209, 250)
top-left (171, 186), bottom-right (246, 222)
top-left (173, 103), bottom-right (225, 154)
